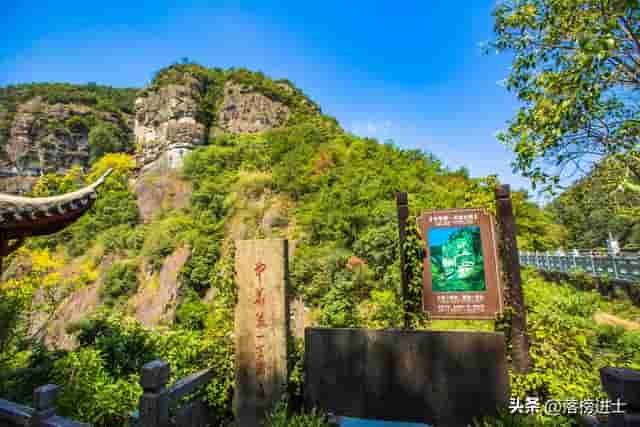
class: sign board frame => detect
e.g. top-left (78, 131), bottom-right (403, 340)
top-left (417, 208), bottom-right (503, 320)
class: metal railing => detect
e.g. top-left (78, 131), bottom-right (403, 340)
top-left (520, 250), bottom-right (640, 282)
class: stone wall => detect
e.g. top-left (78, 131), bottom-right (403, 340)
top-left (305, 328), bottom-right (510, 427)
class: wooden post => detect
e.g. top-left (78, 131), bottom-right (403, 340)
top-left (30, 384), bottom-right (58, 427)
top-left (138, 360), bottom-right (170, 427)
top-left (396, 192), bottom-right (410, 329)
top-left (495, 185), bottom-right (531, 374)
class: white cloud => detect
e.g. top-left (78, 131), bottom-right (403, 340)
top-left (349, 119), bottom-right (393, 139)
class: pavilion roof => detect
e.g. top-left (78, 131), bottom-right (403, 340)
top-left (0, 170), bottom-right (111, 240)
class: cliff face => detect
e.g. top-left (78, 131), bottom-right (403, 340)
top-left (133, 69), bottom-right (303, 172)
top-left (0, 64), bottom-right (325, 347)
top-left (6, 99), bottom-right (131, 173)
top-left (134, 76), bottom-right (206, 173)
top-left (214, 80), bottom-right (291, 134)
top-left (0, 84), bottom-right (135, 193)
top-left (0, 65), bottom-right (321, 190)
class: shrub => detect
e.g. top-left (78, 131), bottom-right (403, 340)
top-left (66, 115), bottom-right (90, 134)
top-left (234, 170), bottom-right (274, 198)
top-left (62, 155), bottom-right (140, 256)
top-left (265, 401), bottom-right (333, 427)
top-left (179, 236), bottom-right (219, 295)
top-left (175, 290), bottom-right (209, 330)
top-left (99, 261), bottom-right (139, 306)
top-left (318, 276), bottom-right (359, 328)
top-left (51, 348), bottom-right (140, 427)
top-left (73, 315), bottom-right (157, 377)
top-left (100, 225), bottom-right (147, 256)
top-left (88, 122), bottom-right (128, 162)
top-left (510, 272), bottom-right (621, 403)
top-left (141, 214), bottom-right (194, 272)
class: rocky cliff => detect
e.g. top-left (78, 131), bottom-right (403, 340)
top-left (214, 80), bottom-right (291, 134)
top-left (133, 64), bottom-right (319, 172)
top-left (134, 79), bottom-right (292, 172)
top-left (0, 64), bottom-right (325, 347)
top-left (0, 65), bottom-right (321, 189)
top-left (134, 76), bottom-right (206, 173)
top-left (0, 84), bottom-right (136, 193)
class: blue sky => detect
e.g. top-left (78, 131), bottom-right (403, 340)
top-left (1, 1), bottom-right (531, 193)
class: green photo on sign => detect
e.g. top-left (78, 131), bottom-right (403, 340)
top-left (428, 226), bottom-right (486, 292)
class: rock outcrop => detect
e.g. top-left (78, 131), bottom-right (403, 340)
top-left (41, 282), bottom-right (101, 350)
top-left (134, 76), bottom-right (297, 172)
top-left (0, 66), bottom-right (318, 185)
top-left (133, 171), bottom-right (193, 223)
top-left (214, 81), bottom-right (290, 135)
top-left (134, 77), bottom-right (206, 173)
top-left (0, 96), bottom-right (132, 193)
top-left (131, 246), bottom-right (191, 328)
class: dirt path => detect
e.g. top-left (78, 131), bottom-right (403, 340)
top-left (593, 311), bottom-right (640, 331)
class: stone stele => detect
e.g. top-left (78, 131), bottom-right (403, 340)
top-left (234, 239), bottom-right (289, 427)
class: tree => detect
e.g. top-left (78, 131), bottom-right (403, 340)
top-left (492, 0), bottom-right (640, 193)
top-left (548, 155), bottom-right (640, 248)
top-left (512, 190), bottom-right (567, 250)
top-left (88, 122), bottom-right (126, 162)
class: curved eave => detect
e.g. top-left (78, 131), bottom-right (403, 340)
top-left (0, 170), bottom-right (111, 240)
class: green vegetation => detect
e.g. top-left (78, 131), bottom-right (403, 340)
top-left (100, 261), bottom-right (139, 307)
top-left (491, 1), bottom-right (640, 249)
top-left (88, 122), bottom-right (129, 162)
top-left (492, 0), bottom-right (640, 193)
top-left (548, 156), bottom-right (640, 249)
top-left (0, 59), bottom-right (635, 427)
top-left (0, 83), bottom-right (137, 156)
top-left (0, 83), bottom-right (137, 113)
top-left (513, 270), bottom-right (640, 398)
top-left (149, 62), bottom-right (321, 131)
top-left (265, 401), bottom-right (333, 427)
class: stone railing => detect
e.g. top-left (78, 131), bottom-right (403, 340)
top-left (0, 360), bottom-right (214, 427)
top-left (520, 251), bottom-right (640, 282)
top-left (0, 384), bottom-right (89, 427)
top-left (128, 360), bottom-right (214, 427)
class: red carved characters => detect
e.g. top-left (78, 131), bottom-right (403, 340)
top-left (254, 261), bottom-right (267, 398)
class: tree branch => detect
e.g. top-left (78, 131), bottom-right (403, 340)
top-left (619, 17), bottom-right (640, 56)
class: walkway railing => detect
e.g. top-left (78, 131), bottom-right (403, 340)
top-left (0, 360), bottom-right (214, 427)
top-left (128, 360), bottom-right (214, 427)
top-left (520, 251), bottom-right (640, 282)
top-left (0, 384), bottom-right (89, 427)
